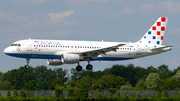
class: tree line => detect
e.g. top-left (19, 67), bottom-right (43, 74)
top-left (0, 64), bottom-right (180, 90)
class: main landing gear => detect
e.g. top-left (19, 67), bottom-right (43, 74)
top-left (25, 58), bottom-right (30, 69)
top-left (76, 65), bottom-right (82, 71)
top-left (86, 64), bottom-right (93, 70)
top-left (76, 61), bottom-right (93, 71)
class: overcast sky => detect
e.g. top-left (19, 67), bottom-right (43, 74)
top-left (0, 0), bottom-right (180, 73)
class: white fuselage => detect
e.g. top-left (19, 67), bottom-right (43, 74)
top-left (4, 39), bottom-right (171, 61)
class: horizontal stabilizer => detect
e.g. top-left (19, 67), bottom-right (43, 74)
top-left (150, 45), bottom-right (175, 50)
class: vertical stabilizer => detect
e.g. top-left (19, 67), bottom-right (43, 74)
top-left (139, 17), bottom-right (168, 45)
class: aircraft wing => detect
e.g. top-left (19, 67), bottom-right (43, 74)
top-left (150, 45), bottom-right (175, 50)
top-left (76, 43), bottom-right (126, 57)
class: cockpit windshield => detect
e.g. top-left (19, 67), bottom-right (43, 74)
top-left (11, 44), bottom-right (21, 47)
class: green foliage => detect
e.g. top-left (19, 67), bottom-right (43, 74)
top-left (92, 75), bottom-right (125, 90)
top-left (88, 93), bottom-right (94, 100)
top-left (157, 64), bottom-right (172, 80)
top-left (50, 78), bottom-right (64, 90)
top-left (66, 80), bottom-right (76, 89)
top-left (157, 91), bottom-right (161, 98)
top-left (96, 93), bottom-right (106, 101)
top-left (27, 91), bottom-right (31, 97)
top-left (55, 85), bottom-right (64, 97)
top-left (75, 90), bottom-right (88, 100)
top-left (122, 92), bottom-right (129, 101)
top-left (131, 93), bottom-right (134, 98)
top-left (19, 89), bottom-right (26, 97)
top-left (135, 79), bottom-right (146, 90)
top-left (0, 81), bottom-right (14, 90)
top-left (146, 73), bottom-right (161, 90)
top-left (13, 89), bottom-right (18, 97)
top-left (36, 77), bottom-right (48, 90)
top-left (173, 70), bottom-right (180, 79)
top-left (76, 76), bottom-right (95, 89)
top-left (164, 90), bottom-right (169, 97)
top-left (1, 66), bottom-right (34, 90)
top-left (1, 65), bottom-right (68, 90)
top-left (117, 91), bottom-right (121, 97)
top-left (161, 77), bottom-right (180, 90)
top-left (6, 90), bottom-right (10, 96)
top-left (137, 93), bottom-right (141, 98)
top-left (68, 88), bottom-right (75, 97)
top-left (2, 64), bottom-right (180, 93)
top-left (70, 68), bottom-right (85, 80)
top-left (120, 82), bottom-right (133, 90)
top-left (24, 80), bottom-right (34, 90)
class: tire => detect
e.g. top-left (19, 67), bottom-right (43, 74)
top-left (86, 64), bottom-right (93, 70)
top-left (25, 65), bottom-right (29, 69)
top-left (76, 65), bottom-right (82, 71)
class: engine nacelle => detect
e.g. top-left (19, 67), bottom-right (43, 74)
top-left (61, 54), bottom-right (80, 64)
top-left (47, 59), bottom-right (63, 66)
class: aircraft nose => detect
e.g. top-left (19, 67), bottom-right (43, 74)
top-left (4, 47), bottom-right (11, 54)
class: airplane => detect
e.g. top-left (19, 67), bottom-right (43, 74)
top-left (4, 17), bottom-right (174, 71)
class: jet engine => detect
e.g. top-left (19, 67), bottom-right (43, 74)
top-left (47, 59), bottom-right (63, 66)
top-left (61, 54), bottom-right (81, 64)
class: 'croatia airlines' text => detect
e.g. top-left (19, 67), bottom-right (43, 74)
top-left (35, 41), bottom-right (60, 45)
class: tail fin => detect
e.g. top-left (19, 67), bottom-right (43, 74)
top-left (139, 17), bottom-right (168, 45)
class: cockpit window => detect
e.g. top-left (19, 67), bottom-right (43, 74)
top-left (11, 44), bottom-right (21, 47)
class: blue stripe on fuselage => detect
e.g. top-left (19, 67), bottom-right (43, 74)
top-left (5, 53), bottom-right (62, 59)
top-left (91, 57), bottom-right (134, 61)
top-left (5, 53), bottom-right (134, 60)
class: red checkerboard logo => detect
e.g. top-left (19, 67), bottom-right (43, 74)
top-left (161, 17), bottom-right (166, 22)
top-left (157, 22), bottom-right (161, 26)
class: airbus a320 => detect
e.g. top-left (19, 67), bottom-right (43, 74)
top-left (4, 17), bottom-right (174, 71)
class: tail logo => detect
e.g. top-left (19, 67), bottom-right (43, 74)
top-left (140, 17), bottom-right (168, 45)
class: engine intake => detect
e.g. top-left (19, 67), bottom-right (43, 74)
top-left (61, 54), bottom-right (80, 64)
top-left (47, 59), bottom-right (63, 66)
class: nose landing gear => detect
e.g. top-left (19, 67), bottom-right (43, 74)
top-left (25, 58), bottom-right (30, 69)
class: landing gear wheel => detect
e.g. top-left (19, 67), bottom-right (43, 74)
top-left (86, 64), bottom-right (93, 70)
top-left (25, 65), bottom-right (29, 69)
top-left (76, 65), bottom-right (82, 71)
top-left (25, 58), bottom-right (30, 69)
